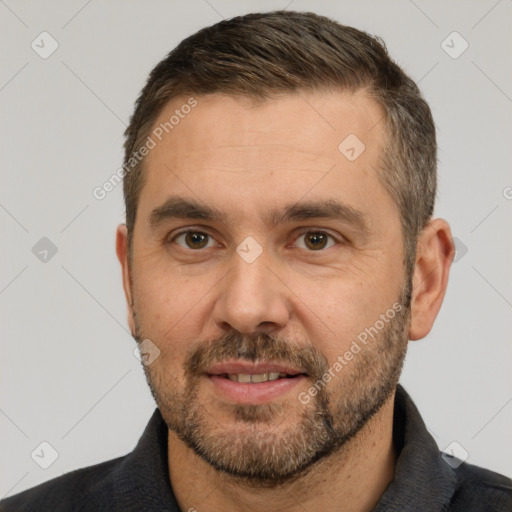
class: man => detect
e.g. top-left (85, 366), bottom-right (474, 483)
top-left (2, 10), bottom-right (511, 512)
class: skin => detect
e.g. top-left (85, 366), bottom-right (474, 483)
top-left (116, 90), bottom-right (454, 512)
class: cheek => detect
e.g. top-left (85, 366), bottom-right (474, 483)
top-left (134, 262), bottom-right (192, 319)
top-left (290, 264), bottom-right (403, 360)
top-left (132, 266), bottom-right (216, 354)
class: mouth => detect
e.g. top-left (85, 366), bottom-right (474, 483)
top-left (205, 361), bottom-right (307, 404)
top-left (221, 372), bottom-right (300, 383)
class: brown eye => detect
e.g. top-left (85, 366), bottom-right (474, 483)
top-left (174, 231), bottom-right (213, 249)
top-left (295, 232), bottom-right (335, 251)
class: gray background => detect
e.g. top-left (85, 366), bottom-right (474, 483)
top-left (1, 0), bottom-right (511, 497)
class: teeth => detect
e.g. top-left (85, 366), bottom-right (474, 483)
top-left (251, 373), bottom-right (268, 383)
top-left (225, 372), bottom-right (290, 383)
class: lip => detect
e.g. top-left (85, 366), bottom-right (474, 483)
top-left (207, 374), bottom-right (306, 404)
top-left (205, 359), bottom-right (307, 405)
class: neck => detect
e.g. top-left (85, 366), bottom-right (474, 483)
top-left (167, 393), bottom-right (397, 512)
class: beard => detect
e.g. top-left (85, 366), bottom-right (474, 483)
top-left (133, 287), bottom-right (410, 487)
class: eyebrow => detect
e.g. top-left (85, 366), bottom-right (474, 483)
top-left (149, 196), bottom-right (369, 233)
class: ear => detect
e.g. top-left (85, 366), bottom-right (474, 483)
top-left (409, 218), bottom-right (455, 340)
top-left (116, 224), bottom-right (136, 336)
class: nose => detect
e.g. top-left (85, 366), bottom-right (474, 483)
top-left (212, 249), bottom-right (291, 334)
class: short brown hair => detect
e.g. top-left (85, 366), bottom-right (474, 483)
top-left (123, 10), bottom-right (436, 274)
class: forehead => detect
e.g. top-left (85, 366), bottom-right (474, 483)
top-left (149, 90), bottom-right (384, 167)
top-left (137, 90), bottom-right (392, 227)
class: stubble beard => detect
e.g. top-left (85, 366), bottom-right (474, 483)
top-left (134, 289), bottom-right (410, 487)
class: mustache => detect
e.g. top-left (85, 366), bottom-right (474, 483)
top-left (184, 331), bottom-right (329, 380)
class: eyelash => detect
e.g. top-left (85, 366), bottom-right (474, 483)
top-left (169, 229), bottom-right (342, 252)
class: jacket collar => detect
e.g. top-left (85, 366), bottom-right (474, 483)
top-left (374, 385), bottom-right (457, 511)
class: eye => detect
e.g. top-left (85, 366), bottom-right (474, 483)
top-left (294, 231), bottom-right (336, 251)
top-left (173, 230), bottom-right (217, 250)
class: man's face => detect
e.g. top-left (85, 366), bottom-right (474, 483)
top-left (125, 91), bottom-right (410, 483)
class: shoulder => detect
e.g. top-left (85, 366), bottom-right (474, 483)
top-left (0, 456), bottom-right (123, 512)
top-left (448, 460), bottom-right (512, 512)
top-left (1, 409), bottom-right (176, 512)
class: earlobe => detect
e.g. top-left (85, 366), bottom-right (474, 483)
top-left (116, 224), bottom-right (136, 336)
top-left (409, 219), bottom-right (455, 341)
